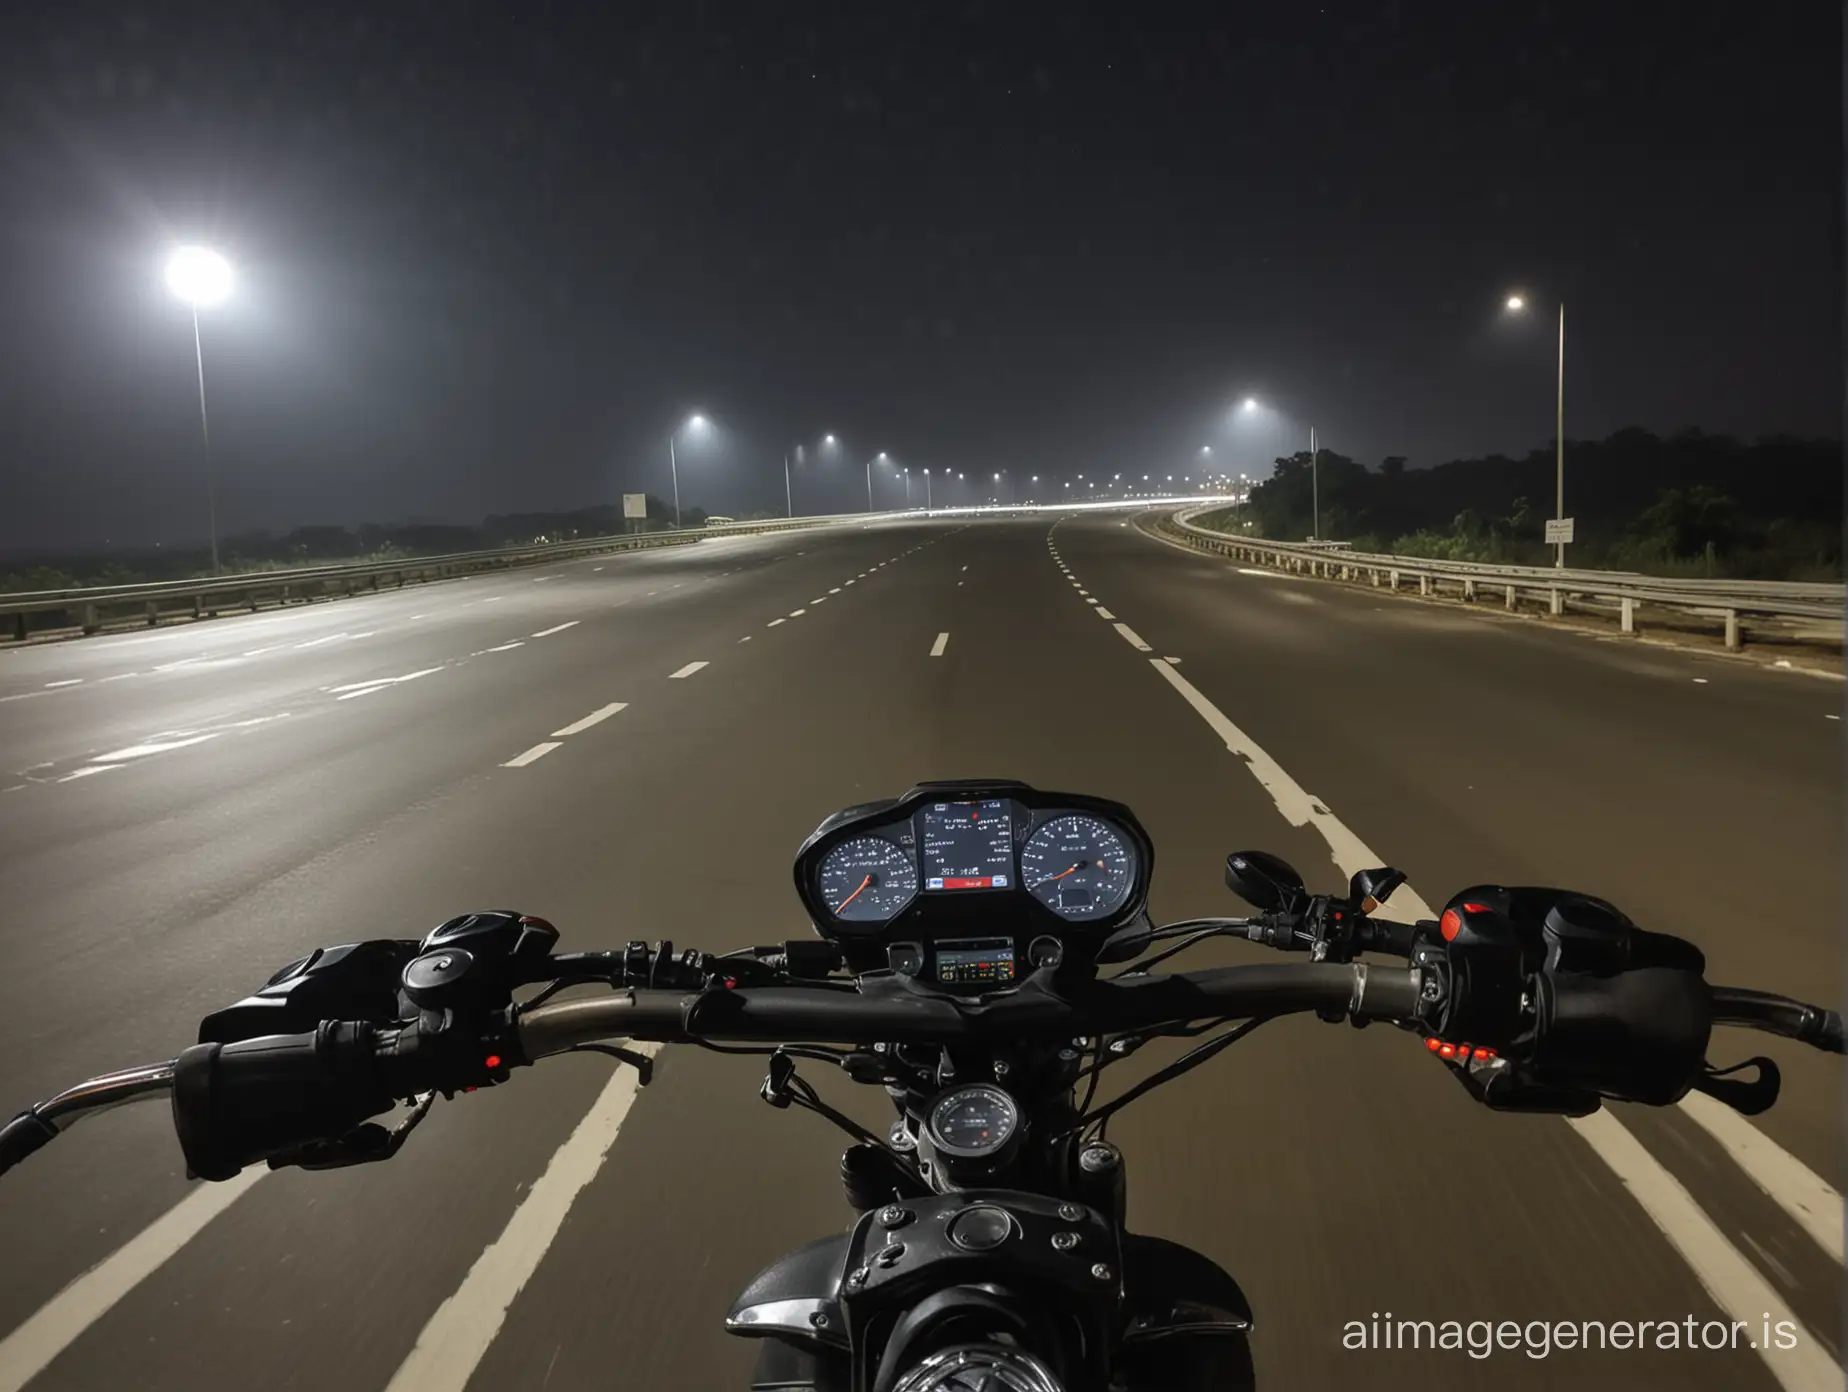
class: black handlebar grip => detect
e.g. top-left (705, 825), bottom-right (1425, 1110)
top-left (1359, 918), bottom-right (1421, 957)
top-left (171, 1023), bottom-right (397, 1181)
top-left (1534, 967), bottom-right (1711, 1106)
top-left (0, 1112), bottom-right (59, 1178)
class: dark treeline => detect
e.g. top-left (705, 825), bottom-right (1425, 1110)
top-left (1234, 429), bottom-right (1841, 579)
top-left (0, 495), bottom-right (712, 592)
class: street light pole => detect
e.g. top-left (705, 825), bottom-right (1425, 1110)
top-left (1309, 425), bottom-right (1319, 541)
top-left (924, 468), bottom-right (933, 510)
top-left (669, 433), bottom-right (681, 529)
top-left (188, 305), bottom-right (217, 572)
top-left (1554, 302), bottom-right (1567, 568)
top-left (784, 451), bottom-right (793, 518)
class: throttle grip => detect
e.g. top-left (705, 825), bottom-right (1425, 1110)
top-left (171, 1023), bottom-right (397, 1180)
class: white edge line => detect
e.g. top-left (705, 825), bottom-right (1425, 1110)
top-left (382, 1052), bottom-right (659, 1392)
top-left (0, 1166), bottom-right (269, 1392)
top-left (501, 742), bottom-right (562, 768)
top-left (1676, 1089), bottom-right (1844, 1263)
top-left (550, 703), bottom-right (628, 738)
top-left (1566, 1109), bottom-right (1839, 1390)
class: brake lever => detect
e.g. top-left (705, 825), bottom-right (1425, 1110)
top-left (1690, 1057), bottom-right (1781, 1116)
top-left (269, 1092), bottom-right (436, 1171)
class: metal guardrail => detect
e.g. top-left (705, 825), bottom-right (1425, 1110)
top-left (0, 512), bottom-right (870, 643)
top-left (1161, 507), bottom-right (1845, 652)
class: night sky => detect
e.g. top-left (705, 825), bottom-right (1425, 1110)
top-left (0, 2), bottom-right (1837, 552)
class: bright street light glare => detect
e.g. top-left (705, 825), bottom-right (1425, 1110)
top-left (164, 246), bottom-right (233, 308)
top-left (1505, 294), bottom-right (1526, 312)
top-left (1241, 398), bottom-right (1258, 412)
top-left (686, 413), bottom-right (709, 431)
top-left (823, 433), bottom-right (837, 445)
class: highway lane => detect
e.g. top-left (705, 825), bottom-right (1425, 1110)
top-left (0, 514), bottom-right (1838, 1391)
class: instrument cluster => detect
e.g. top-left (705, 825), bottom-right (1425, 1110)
top-left (793, 781), bottom-right (1153, 985)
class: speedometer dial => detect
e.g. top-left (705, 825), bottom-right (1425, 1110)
top-left (1020, 815), bottom-right (1134, 922)
top-left (818, 837), bottom-right (918, 923)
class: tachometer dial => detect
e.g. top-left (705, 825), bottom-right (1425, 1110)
top-left (818, 837), bottom-right (918, 923)
top-left (1020, 815), bottom-right (1134, 922)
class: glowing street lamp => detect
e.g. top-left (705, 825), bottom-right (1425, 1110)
top-left (163, 246), bottom-right (234, 571)
top-left (864, 451), bottom-right (890, 511)
top-left (667, 413), bottom-right (709, 529)
top-left (1504, 290), bottom-right (1568, 566)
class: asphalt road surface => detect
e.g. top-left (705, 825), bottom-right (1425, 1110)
top-left (0, 513), bottom-right (1840, 1391)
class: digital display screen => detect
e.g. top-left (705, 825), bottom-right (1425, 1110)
top-left (921, 800), bottom-right (1014, 890)
top-left (935, 937), bottom-right (1017, 986)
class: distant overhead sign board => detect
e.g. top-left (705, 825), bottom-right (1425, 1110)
top-left (1544, 517), bottom-right (1575, 545)
top-left (622, 493), bottom-right (648, 520)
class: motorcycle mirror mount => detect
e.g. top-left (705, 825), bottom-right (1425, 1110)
top-left (1223, 851), bottom-right (1306, 913)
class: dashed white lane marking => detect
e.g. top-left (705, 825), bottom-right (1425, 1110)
top-left (1676, 1089), bottom-right (1844, 1263)
top-left (961, 566), bottom-right (968, 572)
top-left (382, 1049), bottom-right (659, 1392)
top-left (811, 597), bottom-right (828, 605)
top-left (329, 667), bottom-right (444, 700)
top-left (1113, 624), bottom-right (1152, 652)
top-left (531, 621), bottom-right (580, 639)
top-left (1164, 656), bottom-right (1182, 665)
top-left (531, 575), bottom-right (558, 583)
top-left (1096, 608), bottom-right (1115, 620)
top-left (1145, 654), bottom-right (1835, 1387)
top-left (482, 596), bottom-right (503, 603)
top-left (43, 679), bottom-right (83, 688)
top-left (829, 587), bottom-right (842, 594)
top-left (550, 703), bottom-right (628, 738)
top-left (484, 642), bottom-right (525, 654)
top-left (668, 661), bottom-right (708, 679)
top-left (55, 765), bottom-right (119, 783)
top-left (930, 632), bottom-right (950, 657)
top-left (242, 646), bottom-right (280, 656)
top-left (502, 742), bottom-right (562, 768)
top-left (292, 632), bottom-right (351, 650)
top-left (738, 635), bottom-right (752, 643)
top-left (845, 579), bottom-right (855, 586)
top-left (592, 566), bottom-right (604, 572)
top-left (789, 609), bottom-right (807, 618)
top-left (0, 1164), bottom-right (269, 1392)
top-left (1565, 1110), bottom-right (1838, 1391)
top-left (1692, 678), bottom-right (1710, 685)
top-left (1078, 589), bottom-right (1090, 596)
top-left (1085, 598), bottom-right (1099, 605)
top-left (95, 733), bottom-right (221, 761)
top-left (768, 618), bottom-right (787, 627)
top-left (1828, 714), bottom-right (1841, 721)
top-left (97, 672), bottom-right (139, 683)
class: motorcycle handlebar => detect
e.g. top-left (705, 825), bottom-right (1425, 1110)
top-left (515, 961), bottom-right (1424, 1058)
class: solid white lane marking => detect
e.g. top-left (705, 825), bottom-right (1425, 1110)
top-left (484, 641), bottom-right (525, 653)
top-left (668, 661), bottom-right (708, 679)
top-left (43, 679), bottom-right (82, 689)
top-left (95, 733), bottom-right (221, 761)
top-left (1566, 1109), bottom-right (1837, 1390)
top-left (1676, 1090), bottom-right (1843, 1263)
top-left (383, 1051), bottom-right (659, 1392)
top-left (502, 742), bottom-right (562, 768)
top-left (768, 618), bottom-right (786, 627)
top-left (1096, 608), bottom-right (1115, 620)
top-left (0, 1165), bottom-right (269, 1392)
top-left (550, 703), bottom-right (628, 738)
top-left (1113, 624), bottom-right (1152, 652)
top-left (55, 765), bottom-right (119, 783)
top-left (930, 632), bottom-right (950, 657)
top-left (1145, 654), bottom-right (1834, 1382)
top-left (531, 622), bottom-right (580, 639)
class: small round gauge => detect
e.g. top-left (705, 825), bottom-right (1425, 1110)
top-left (817, 837), bottom-right (918, 922)
top-left (1020, 815), bottom-right (1135, 922)
top-left (927, 1084), bottom-right (1019, 1158)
